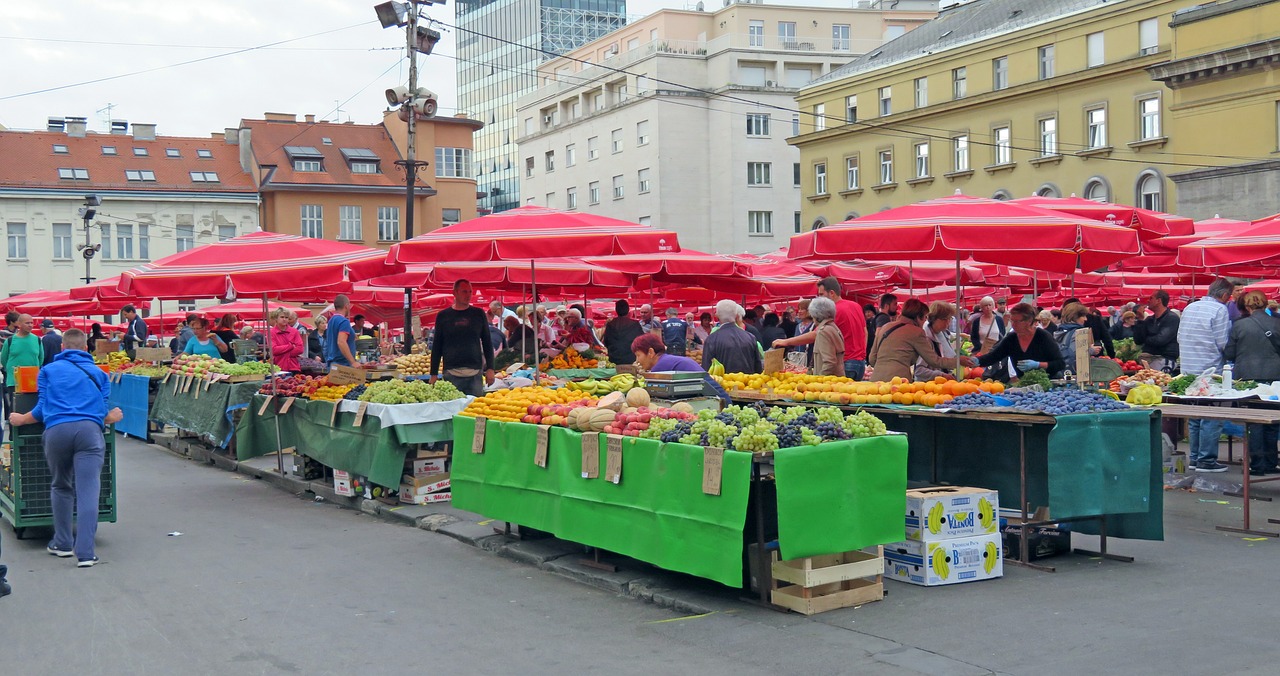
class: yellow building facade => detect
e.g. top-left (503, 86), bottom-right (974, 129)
top-left (791, 0), bottom-right (1203, 230)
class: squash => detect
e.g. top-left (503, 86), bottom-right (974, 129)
top-left (597, 391), bottom-right (625, 411)
top-left (567, 407), bottom-right (591, 432)
top-left (671, 401), bottom-right (694, 414)
top-left (587, 408), bottom-right (616, 432)
top-left (625, 388), bottom-right (651, 408)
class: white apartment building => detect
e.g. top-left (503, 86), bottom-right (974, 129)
top-left (515, 1), bottom-right (937, 254)
top-left (0, 117), bottom-right (258, 305)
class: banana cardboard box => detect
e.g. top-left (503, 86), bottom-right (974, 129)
top-left (884, 533), bottom-right (1004, 586)
top-left (904, 486), bottom-right (999, 542)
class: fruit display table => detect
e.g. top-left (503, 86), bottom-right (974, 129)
top-left (235, 395), bottom-right (467, 487)
top-left (151, 379), bottom-right (264, 448)
top-left (450, 415), bottom-right (907, 587)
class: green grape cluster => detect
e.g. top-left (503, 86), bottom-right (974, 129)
top-left (842, 410), bottom-right (888, 438)
top-left (816, 407), bottom-right (845, 424)
top-left (640, 417), bottom-right (681, 440)
top-left (696, 409), bottom-right (717, 421)
top-left (358, 379), bottom-right (466, 404)
top-left (800, 427), bottom-right (821, 446)
top-left (733, 421), bottom-right (779, 452)
top-left (706, 420), bottom-right (738, 447)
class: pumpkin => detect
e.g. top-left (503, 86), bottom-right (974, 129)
top-left (625, 388), bottom-right (651, 408)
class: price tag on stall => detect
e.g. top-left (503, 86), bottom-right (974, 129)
top-left (352, 401), bottom-right (369, 427)
top-left (172, 376), bottom-right (181, 395)
top-left (162, 372), bottom-right (172, 384)
top-left (192, 381), bottom-right (200, 400)
top-left (605, 435), bottom-right (623, 484)
top-left (471, 417), bottom-right (487, 454)
top-left (328, 365), bottom-right (367, 385)
top-left (204, 377), bottom-right (213, 391)
top-left (135, 347), bottom-right (169, 363)
top-left (279, 397), bottom-right (295, 414)
top-left (534, 426), bottom-right (549, 468)
top-left (702, 447), bottom-right (724, 496)
top-left (581, 432), bottom-right (600, 479)
top-left (258, 396), bottom-right (275, 416)
top-left (183, 376), bottom-right (193, 393)
top-left (329, 401), bottom-right (340, 427)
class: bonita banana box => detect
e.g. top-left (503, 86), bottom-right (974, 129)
top-left (884, 533), bottom-right (1004, 586)
top-left (904, 486), bottom-right (999, 542)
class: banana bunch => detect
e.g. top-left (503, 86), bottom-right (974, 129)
top-left (926, 501), bottom-right (946, 536)
top-left (978, 497), bottom-right (996, 534)
top-left (984, 540), bottom-right (1000, 574)
top-left (707, 358), bottom-right (725, 377)
top-left (566, 373), bottom-right (646, 395)
top-left (931, 546), bottom-right (951, 581)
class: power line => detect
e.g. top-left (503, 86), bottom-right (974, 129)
top-left (0, 34), bottom-right (398, 52)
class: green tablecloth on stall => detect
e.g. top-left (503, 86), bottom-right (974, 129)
top-left (235, 395), bottom-right (453, 487)
top-left (773, 434), bottom-right (908, 560)
top-left (545, 368), bottom-right (616, 379)
top-left (151, 379), bottom-right (263, 447)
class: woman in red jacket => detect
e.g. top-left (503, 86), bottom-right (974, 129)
top-left (269, 309), bottom-right (304, 371)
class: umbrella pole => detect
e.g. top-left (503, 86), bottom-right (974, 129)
top-left (403, 287), bottom-right (414, 353)
top-left (910, 260), bottom-right (914, 295)
top-left (265, 293), bottom-right (285, 477)
top-left (157, 298), bottom-right (163, 350)
top-left (531, 261), bottom-right (538, 367)
top-left (955, 256), bottom-right (962, 379)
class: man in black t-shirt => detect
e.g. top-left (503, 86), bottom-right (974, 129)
top-left (602, 300), bottom-right (645, 370)
top-left (429, 279), bottom-right (494, 397)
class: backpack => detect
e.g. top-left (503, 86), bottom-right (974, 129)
top-left (1053, 324), bottom-right (1085, 365)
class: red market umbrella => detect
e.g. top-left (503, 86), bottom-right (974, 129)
top-left (198, 299), bottom-right (313, 323)
top-left (1010, 196), bottom-right (1195, 239)
top-left (69, 275), bottom-right (141, 302)
top-left (366, 260), bottom-right (637, 293)
top-left (0, 289), bottom-right (65, 314)
top-left (581, 249), bottom-right (750, 277)
top-left (118, 232), bottom-right (400, 298)
top-left (1176, 214), bottom-right (1280, 271)
top-left (17, 296), bottom-right (133, 317)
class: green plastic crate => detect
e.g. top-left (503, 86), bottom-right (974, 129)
top-left (0, 428), bottom-right (117, 539)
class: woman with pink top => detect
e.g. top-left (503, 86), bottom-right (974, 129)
top-left (269, 308), bottom-right (304, 371)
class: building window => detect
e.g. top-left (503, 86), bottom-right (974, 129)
top-left (992, 57), bottom-right (1008, 90)
top-left (1036, 184), bottom-right (1061, 198)
top-left (435, 148), bottom-right (471, 178)
top-left (953, 136), bottom-right (969, 171)
top-left (52, 144), bottom-right (68, 154)
top-left (565, 144), bottom-right (576, 167)
top-left (52, 223), bottom-right (72, 259)
top-left (1039, 117), bottom-right (1057, 155)
top-left (588, 136), bottom-right (599, 160)
top-left (133, 147), bottom-right (148, 157)
top-left (6, 223), bottom-right (27, 259)
top-left (176, 224), bottom-right (194, 252)
top-left (116, 224), bottom-right (133, 259)
top-left (1038, 45), bottom-right (1055, 79)
top-left (779, 21), bottom-right (797, 49)
top-left (833, 24), bottom-right (850, 50)
top-left (794, 211), bottom-right (802, 234)
top-left (350, 161), bottom-right (379, 174)
top-left (792, 115), bottom-right (801, 136)
top-left (748, 211), bottom-right (772, 236)
top-left (638, 216), bottom-right (651, 226)
top-left (589, 181), bottom-right (600, 204)
top-left (567, 187), bottom-right (578, 210)
top-left (747, 113), bottom-right (770, 137)
top-left (300, 205), bottom-right (323, 239)
top-left (441, 208), bottom-right (461, 226)
top-left (612, 175), bottom-right (624, 199)
top-left (1083, 178), bottom-right (1110, 202)
top-left (57, 167), bottom-right (89, 180)
top-left (1087, 107), bottom-right (1107, 148)
top-left (952, 67), bottom-right (966, 99)
top-left (747, 162), bottom-right (771, 186)
top-left (525, 157), bottom-right (534, 178)
top-left (993, 126), bottom-right (1011, 164)
top-left (638, 168), bottom-right (651, 193)
top-left (793, 163), bottom-right (801, 187)
top-left (846, 156), bottom-right (859, 190)
top-left (138, 224), bottom-right (149, 259)
top-left (748, 20), bottom-right (764, 47)
top-left (611, 129), bottom-right (623, 153)
top-left (637, 120), bottom-right (650, 145)
top-left (196, 149), bottom-right (213, 158)
top-left (814, 163), bottom-right (827, 194)
top-left (125, 169), bottom-right (156, 182)
top-left (1138, 172), bottom-right (1163, 210)
top-left (1139, 97), bottom-right (1161, 139)
top-left (570, 101), bottom-right (580, 118)
top-left (102, 146), bottom-right (118, 156)
top-left (339, 206), bottom-right (362, 241)
top-left (293, 159), bottom-right (322, 172)
top-left (545, 151), bottom-right (555, 172)
top-left (524, 117), bottom-right (534, 135)
top-left (592, 92), bottom-right (603, 112)
top-left (190, 171), bottom-right (219, 182)
top-left (166, 148), bottom-right (180, 157)
top-left (878, 150), bottom-right (893, 184)
top-left (217, 225), bottom-right (236, 241)
top-left (1087, 32), bottom-right (1104, 67)
top-left (377, 206), bottom-right (400, 241)
top-left (914, 143), bottom-right (929, 178)
top-left (814, 103), bottom-right (826, 131)
top-left (1139, 18), bottom-right (1158, 55)
top-left (545, 192), bottom-right (556, 209)
top-left (100, 224), bottom-right (110, 259)
top-left (845, 96), bottom-right (857, 124)
top-left (879, 86), bottom-right (892, 116)
top-left (914, 77), bottom-right (928, 108)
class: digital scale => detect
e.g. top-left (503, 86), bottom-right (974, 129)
top-left (642, 370), bottom-right (707, 398)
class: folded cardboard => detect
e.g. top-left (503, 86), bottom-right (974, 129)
top-left (409, 457), bottom-right (447, 476)
top-left (399, 487), bottom-right (453, 504)
top-left (904, 486), bottom-right (999, 541)
top-left (401, 472), bottom-right (450, 495)
top-left (884, 533), bottom-right (1004, 586)
top-left (333, 478), bottom-right (355, 497)
top-left (1000, 523), bottom-right (1071, 562)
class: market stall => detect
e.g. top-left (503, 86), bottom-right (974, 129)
top-left (150, 377), bottom-right (265, 448)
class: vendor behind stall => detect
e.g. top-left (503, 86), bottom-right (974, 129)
top-left (631, 334), bottom-right (730, 405)
top-left (976, 302), bottom-right (1065, 380)
top-left (183, 317), bottom-right (227, 359)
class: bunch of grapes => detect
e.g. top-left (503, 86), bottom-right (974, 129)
top-left (732, 421), bottom-right (780, 452)
top-left (696, 408), bottom-right (717, 422)
top-left (816, 406), bottom-right (845, 425)
top-left (705, 420), bottom-right (739, 447)
top-left (815, 421), bottom-right (850, 441)
top-left (842, 410), bottom-right (888, 438)
top-left (641, 417), bottom-right (681, 440)
top-left (775, 423), bottom-right (804, 448)
top-left (342, 384), bottom-right (368, 400)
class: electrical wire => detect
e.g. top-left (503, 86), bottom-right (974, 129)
top-left (0, 35), bottom-right (397, 52)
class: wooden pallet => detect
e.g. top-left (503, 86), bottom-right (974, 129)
top-left (770, 546), bottom-right (885, 615)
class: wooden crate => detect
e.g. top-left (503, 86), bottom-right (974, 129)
top-left (770, 546), bottom-right (884, 615)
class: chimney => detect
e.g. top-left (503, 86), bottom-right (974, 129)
top-left (224, 127), bottom-right (239, 144)
top-left (238, 128), bottom-right (254, 175)
top-left (132, 123), bottom-right (157, 140)
top-left (65, 116), bottom-right (88, 137)
top-left (264, 112), bottom-right (297, 122)
top-left (304, 114), bottom-right (315, 124)
top-left (110, 120), bottom-right (129, 135)
top-left (47, 117), bottom-right (65, 132)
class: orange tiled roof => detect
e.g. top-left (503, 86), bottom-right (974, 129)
top-left (241, 118), bottom-right (405, 190)
top-left (0, 129), bottom-right (255, 192)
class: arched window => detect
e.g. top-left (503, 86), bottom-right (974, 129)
top-left (811, 216), bottom-right (829, 230)
top-left (1035, 183), bottom-right (1061, 198)
top-left (992, 189), bottom-right (1012, 201)
top-left (1137, 171), bottom-right (1164, 211)
top-left (844, 211), bottom-right (860, 221)
top-left (1083, 177), bottom-right (1110, 203)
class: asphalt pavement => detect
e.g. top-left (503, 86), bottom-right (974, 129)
top-left (2, 436), bottom-right (1278, 675)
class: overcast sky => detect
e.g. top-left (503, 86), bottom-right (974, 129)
top-left (0, 0), bottom-right (948, 138)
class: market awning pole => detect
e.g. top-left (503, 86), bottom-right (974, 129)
top-left (910, 260), bottom-right (915, 294)
top-left (157, 298), bottom-right (163, 349)
top-left (265, 292), bottom-right (284, 477)
top-left (531, 260), bottom-right (538, 365)
top-left (955, 255), bottom-right (962, 378)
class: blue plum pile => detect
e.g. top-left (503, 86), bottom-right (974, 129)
top-left (939, 388), bottom-right (1129, 415)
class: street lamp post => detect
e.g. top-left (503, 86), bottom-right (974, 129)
top-left (76, 194), bottom-right (102, 285)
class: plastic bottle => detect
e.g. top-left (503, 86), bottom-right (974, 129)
top-left (1223, 363), bottom-right (1233, 391)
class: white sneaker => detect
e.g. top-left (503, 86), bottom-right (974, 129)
top-left (77, 557), bottom-right (100, 568)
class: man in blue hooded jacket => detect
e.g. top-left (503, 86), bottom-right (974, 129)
top-left (9, 329), bottom-right (122, 568)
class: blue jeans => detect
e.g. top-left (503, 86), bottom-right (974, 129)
top-left (1188, 418), bottom-right (1224, 466)
top-left (1246, 423), bottom-right (1280, 471)
top-left (844, 359), bottom-right (866, 381)
top-left (43, 420), bottom-right (106, 561)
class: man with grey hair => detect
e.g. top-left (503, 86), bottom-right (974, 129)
top-left (10, 329), bottom-right (122, 568)
top-left (772, 277), bottom-right (866, 380)
top-left (1179, 278), bottom-right (1235, 473)
top-left (639, 304), bottom-right (660, 334)
top-left (702, 300), bottom-right (762, 374)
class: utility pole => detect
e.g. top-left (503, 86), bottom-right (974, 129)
top-left (402, 1), bottom-right (420, 351)
top-left (76, 194), bottom-right (102, 285)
